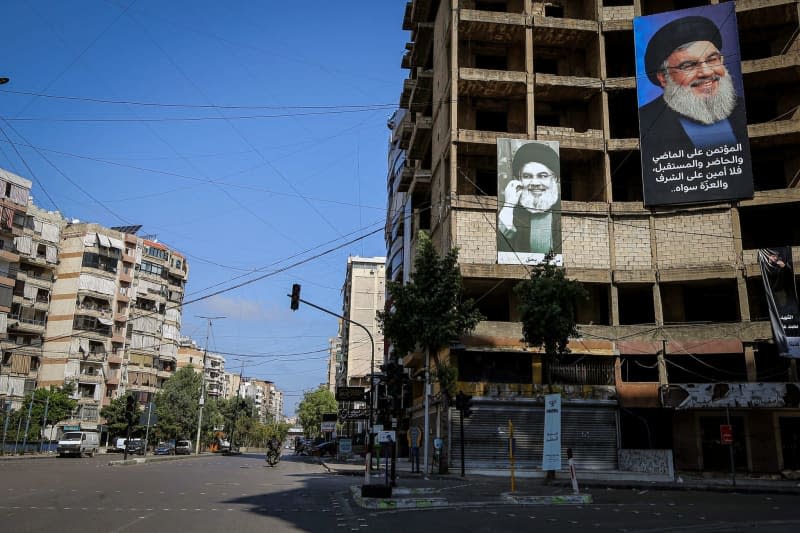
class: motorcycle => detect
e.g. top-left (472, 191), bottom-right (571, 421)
top-left (265, 448), bottom-right (280, 466)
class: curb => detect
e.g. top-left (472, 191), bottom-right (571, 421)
top-left (501, 492), bottom-right (593, 505)
top-left (108, 454), bottom-right (208, 466)
top-left (350, 485), bottom-right (449, 509)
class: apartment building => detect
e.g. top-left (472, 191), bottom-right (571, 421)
top-left (177, 336), bottom-right (225, 399)
top-left (0, 170), bottom-right (62, 411)
top-left (340, 257), bottom-right (386, 389)
top-left (127, 239), bottom-right (187, 405)
top-left (390, 0), bottom-right (800, 474)
top-left (327, 336), bottom-right (342, 393)
top-left (38, 223), bottom-right (187, 429)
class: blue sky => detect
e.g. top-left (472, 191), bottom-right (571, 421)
top-left (0, 0), bottom-right (408, 415)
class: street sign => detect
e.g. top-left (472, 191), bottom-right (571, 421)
top-left (321, 421), bottom-right (336, 432)
top-left (338, 438), bottom-right (352, 455)
top-left (376, 430), bottom-right (396, 444)
top-left (338, 408), bottom-right (369, 420)
top-left (336, 387), bottom-right (366, 402)
top-left (720, 424), bottom-right (733, 444)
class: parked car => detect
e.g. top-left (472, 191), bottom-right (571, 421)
top-left (154, 442), bottom-right (175, 455)
top-left (311, 441), bottom-right (337, 457)
top-left (126, 438), bottom-right (145, 456)
top-left (175, 439), bottom-right (192, 455)
top-left (57, 431), bottom-right (100, 458)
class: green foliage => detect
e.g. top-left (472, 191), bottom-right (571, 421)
top-left (377, 231), bottom-right (483, 400)
top-left (514, 261), bottom-right (588, 385)
top-left (100, 394), bottom-right (135, 438)
top-left (296, 386), bottom-right (337, 439)
top-left (2, 385), bottom-right (77, 444)
top-left (154, 367), bottom-right (208, 442)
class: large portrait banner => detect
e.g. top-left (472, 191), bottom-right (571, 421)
top-left (634, 2), bottom-right (753, 206)
top-left (758, 247), bottom-right (800, 359)
top-left (497, 138), bottom-right (563, 266)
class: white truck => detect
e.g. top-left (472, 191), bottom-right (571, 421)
top-left (57, 430), bottom-right (100, 457)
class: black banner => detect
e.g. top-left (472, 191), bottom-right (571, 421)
top-left (335, 386), bottom-right (366, 402)
top-left (758, 247), bottom-right (800, 358)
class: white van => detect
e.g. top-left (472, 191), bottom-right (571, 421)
top-left (57, 431), bottom-right (100, 457)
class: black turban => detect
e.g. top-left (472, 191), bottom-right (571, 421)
top-left (644, 16), bottom-right (723, 87)
top-left (511, 142), bottom-right (560, 179)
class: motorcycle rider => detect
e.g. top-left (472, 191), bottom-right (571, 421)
top-left (266, 436), bottom-right (281, 464)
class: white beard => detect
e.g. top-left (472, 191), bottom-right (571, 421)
top-left (663, 73), bottom-right (737, 125)
top-left (520, 185), bottom-right (558, 213)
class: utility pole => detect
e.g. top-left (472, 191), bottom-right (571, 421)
top-left (39, 396), bottom-right (50, 453)
top-left (195, 316), bottom-right (224, 455)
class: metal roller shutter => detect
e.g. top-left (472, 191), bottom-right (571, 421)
top-left (450, 399), bottom-right (618, 471)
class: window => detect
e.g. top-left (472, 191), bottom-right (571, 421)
top-left (139, 261), bottom-right (164, 277)
top-left (12, 211), bottom-right (26, 228)
top-left (82, 252), bottom-right (118, 273)
top-left (143, 246), bottom-right (168, 261)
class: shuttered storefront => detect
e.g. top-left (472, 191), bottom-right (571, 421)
top-left (450, 399), bottom-right (619, 471)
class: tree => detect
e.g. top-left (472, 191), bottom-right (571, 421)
top-left (514, 259), bottom-right (588, 388)
top-left (377, 231), bottom-right (483, 472)
top-left (153, 367), bottom-right (217, 445)
top-left (100, 394), bottom-right (135, 440)
top-left (296, 386), bottom-right (336, 439)
top-left (10, 385), bottom-right (77, 445)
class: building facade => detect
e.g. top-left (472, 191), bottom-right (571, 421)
top-left (340, 257), bottom-right (386, 390)
top-left (390, 0), bottom-right (800, 474)
top-left (0, 170), bottom-right (62, 411)
top-left (39, 223), bottom-right (188, 429)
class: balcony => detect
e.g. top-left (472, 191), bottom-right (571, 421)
top-left (0, 249), bottom-right (20, 263)
top-left (76, 373), bottom-right (104, 384)
top-left (399, 77), bottom-right (415, 109)
top-left (748, 118), bottom-right (800, 147)
top-left (107, 353), bottom-right (123, 365)
top-left (458, 68), bottom-right (526, 98)
top-left (531, 15), bottom-right (598, 47)
top-left (407, 114), bottom-right (432, 160)
top-left (603, 77), bottom-right (636, 91)
top-left (599, 6), bottom-right (634, 31)
top-left (409, 68), bottom-right (432, 114)
top-left (534, 73), bottom-right (602, 100)
top-left (458, 9), bottom-right (525, 42)
top-left (8, 314), bottom-right (46, 334)
top-left (534, 125), bottom-right (604, 150)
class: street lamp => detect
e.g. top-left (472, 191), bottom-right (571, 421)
top-left (0, 78), bottom-right (9, 85)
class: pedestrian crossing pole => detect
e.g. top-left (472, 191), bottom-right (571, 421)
top-left (509, 419), bottom-right (515, 492)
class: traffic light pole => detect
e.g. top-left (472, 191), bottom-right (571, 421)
top-left (289, 290), bottom-right (376, 487)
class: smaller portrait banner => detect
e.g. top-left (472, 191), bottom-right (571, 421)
top-left (758, 247), bottom-right (800, 358)
top-left (634, 3), bottom-right (753, 206)
top-left (542, 393), bottom-right (562, 471)
top-left (497, 138), bottom-right (563, 266)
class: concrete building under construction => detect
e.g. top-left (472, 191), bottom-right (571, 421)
top-left (388, 0), bottom-right (800, 475)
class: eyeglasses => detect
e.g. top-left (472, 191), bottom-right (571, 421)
top-left (670, 52), bottom-right (724, 73)
top-left (520, 172), bottom-right (555, 181)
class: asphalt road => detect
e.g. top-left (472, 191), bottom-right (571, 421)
top-left (2, 452), bottom-right (799, 532)
top-left (0, 452), bottom-right (355, 533)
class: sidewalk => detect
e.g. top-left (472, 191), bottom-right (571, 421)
top-left (320, 455), bottom-right (800, 509)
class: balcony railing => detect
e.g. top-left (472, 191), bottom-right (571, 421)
top-left (9, 314), bottom-right (45, 327)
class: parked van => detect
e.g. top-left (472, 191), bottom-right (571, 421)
top-left (57, 431), bottom-right (100, 457)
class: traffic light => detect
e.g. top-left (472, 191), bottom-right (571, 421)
top-left (455, 391), bottom-right (473, 418)
top-left (290, 284), bottom-right (301, 311)
top-left (125, 395), bottom-right (136, 424)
